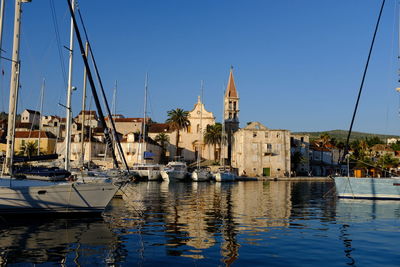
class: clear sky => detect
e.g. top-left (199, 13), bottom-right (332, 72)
top-left (0, 0), bottom-right (399, 135)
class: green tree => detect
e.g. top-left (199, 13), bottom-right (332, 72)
top-left (18, 141), bottom-right (39, 157)
top-left (166, 108), bottom-right (190, 157)
top-left (155, 132), bottom-right (170, 164)
top-left (204, 123), bottom-right (222, 161)
top-left (291, 151), bottom-right (304, 173)
top-left (366, 136), bottom-right (384, 147)
top-left (390, 141), bottom-right (400, 151)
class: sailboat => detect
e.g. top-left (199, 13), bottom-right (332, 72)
top-left (0, 0), bottom-right (120, 214)
top-left (334, 1), bottom-right (400, 200)
top-left (191, 82), bottom-right (211, 182)
top-left (131, 73), bottom-right (163, 181)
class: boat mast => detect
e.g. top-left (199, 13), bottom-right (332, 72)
top-left (5, 0), bottom-right (30, 175)
top-left (38, 78), bottom-right (45, 155)
top-left (66, 0), bottom-right (120, 169)
top-left (65, 0), bottom-right (75, 171)
top-left (141, 73), bottom-right (148, 164)
top-left (197, 81), bottom-right (204, 170)
top-left (0, 0), bottom-right (5, 65)
top-left (220, 85), bottom-right (226, 167)
top-left (80, 41), bottom-right (88, 167)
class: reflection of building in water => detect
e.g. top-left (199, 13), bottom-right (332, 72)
top-left (163, 182), bottom-right (216, 258)
top-left (232, 181), bottom-right (292, 229)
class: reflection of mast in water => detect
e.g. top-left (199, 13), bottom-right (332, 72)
top-left (221, 184), bottom-right (239, 266)
top-left (0, 218), bottom-right (119, 265)
top-left (339, 224), bottom-right (355, 266)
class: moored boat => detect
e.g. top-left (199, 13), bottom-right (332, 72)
top-left (213, 167), bottom-right (236, 182)
top-left (160, 161), bottom-right (188, 181)
top-left (0, 178), bottom-right (118, 214)
top-left (334, 176), bottom-right (400, 200)
top-left (191, 168), bottom-right (211, 182)
top-left (131, 164), bottom-right (163, 181)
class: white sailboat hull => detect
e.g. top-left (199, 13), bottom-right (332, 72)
top-left (160, 170), bottom-right (186, 181)
top-left (214, 172), bottom-right (236, 182)
top-left (191, 170), bottom-right (211, 182)
top-left (133, 169), bottom-right (161, 181)
top-left (334, 176), bottom-right (400, 199)
top-left (0, 178), bottom-right (118, 214)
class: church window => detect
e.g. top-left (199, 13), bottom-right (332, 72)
top-left (197, 124), bottom-right (200, 133)
top-left (233, 101), bottom-right (237, 110)
top-left (265, 132), bottom-right (268, 138)
top-left (253, 132), bottom-right (257, 138)
top-left (187, 125), bottom-right (191, 133)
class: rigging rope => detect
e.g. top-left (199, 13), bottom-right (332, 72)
top-left (344, 0), bottom-right (386, 159)
top-left (49, 0), bottom-right (67, 88)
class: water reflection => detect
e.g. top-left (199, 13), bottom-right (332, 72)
top-left (0, 217), bottom-right (118, 266)
top-left (2, 181), bottom-right (400, 265)
top-left (111, 181), bottom-right (305, 265)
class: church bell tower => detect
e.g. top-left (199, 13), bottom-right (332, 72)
top-left (224, 66), bottom-right (239, 164)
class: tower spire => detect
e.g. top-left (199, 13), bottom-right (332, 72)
top-left (223, 67), bottom-right (240, 165)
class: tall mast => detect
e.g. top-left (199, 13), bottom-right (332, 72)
top-left (0, 0), bottom-right (5, 65)
top-left (80, 41), bottom-right (88, 166)
top-left (38, 78), bottom-right (45, 155)
top-left (5, 0), bottom-right (28, 175)
top-left (66, 0), bottom-right (120, 169)
top-left (142, 73), bottom-right (148, 163)
top-left (220, 85), bottom-right (226, 166)
top-left (65, 0), bottom-right (75, 171)
top-left (197, 81), bottom-right (204, 170)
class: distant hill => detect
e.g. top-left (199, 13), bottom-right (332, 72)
top-left (292, 129), bottom-right (399, 143)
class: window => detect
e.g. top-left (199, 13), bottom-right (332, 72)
top-left (253, 132), bottom-right (257, 138)
top-left (265, 132), bottom-right (269, 138)
top-left (300, 137), bottom-right (304, 142)
top-left (196, 124), bottom-right (200, 133)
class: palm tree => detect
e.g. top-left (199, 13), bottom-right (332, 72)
top-left (18, 141), bottom-right (39, 157)
top-left (204, 123), bottom-right (222, 161)
top-left (166, 108), bottom-right (190, 157)
top-left (155, 132), bottom-right (170, 164)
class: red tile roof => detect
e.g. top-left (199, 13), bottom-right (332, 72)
top-left (148, 123), bottom-right (172, 133)
top-left (15, 131), bottom-right (56, 139)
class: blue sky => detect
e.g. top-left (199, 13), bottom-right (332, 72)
top-left (0, 0), bottom-right (399, 135)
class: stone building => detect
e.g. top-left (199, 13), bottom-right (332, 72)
top-left (157, 97), bottom-right (218, 162)
top-left (224, 67), bottom-right (240, 164)
top-left (118, 132), bottom-right (162, 166)
top-left (290, 134), bottom-right (310, 176)
top-left (14, 130), bottom-right (57, 155)
top-left (105, 117), bottom-right (146, 135)
top-left (21, 109), bottom-right (40, 127)
top-left (232, 122), bottom-right (291, 177)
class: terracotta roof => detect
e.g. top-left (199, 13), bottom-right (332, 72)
top-left (15, 131), bottom-right (56, 139)
top-left (148, 123), bottom-right (172, 133)
top-left (15, 122), bottom-right (32, 128)
top-left (225, 68), bottom-right (238, 98)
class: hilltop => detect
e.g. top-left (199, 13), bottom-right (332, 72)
top-left (292, 129), bottom-right (399, 143)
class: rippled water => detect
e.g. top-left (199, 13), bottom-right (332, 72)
top-left (1, 180), bottom-right (400, 266)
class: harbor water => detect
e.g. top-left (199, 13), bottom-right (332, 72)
top-left (1, 180), bottom-right (400, 266)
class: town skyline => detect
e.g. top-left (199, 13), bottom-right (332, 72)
top-left (0, 1), bottom-right (399, 135)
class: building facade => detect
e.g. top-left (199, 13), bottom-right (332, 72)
top-left (232, 122), bottom-right (291, 177)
